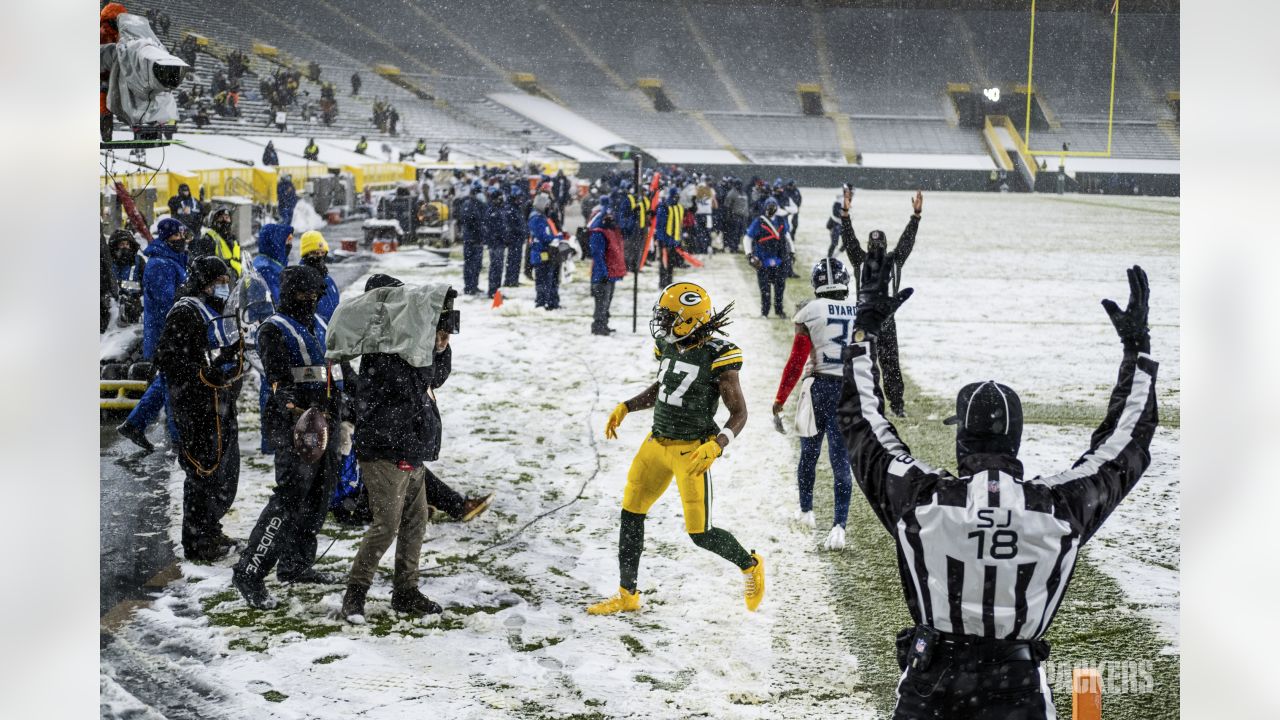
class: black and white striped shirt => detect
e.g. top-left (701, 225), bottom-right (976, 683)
top-left (837, 339), bottom-right (1159, 641)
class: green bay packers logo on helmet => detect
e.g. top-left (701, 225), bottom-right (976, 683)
top-left (651, 282), bottom-right (713, 344)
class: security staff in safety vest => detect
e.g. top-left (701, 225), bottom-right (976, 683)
top-left (155, 256), bottom-right (243, 562)
top-left (233, 265), bottom-right (351, 609)
top-left (192, 207), bottom-right (242, 277)
top-left (653, 187), bottom-right (685, 288)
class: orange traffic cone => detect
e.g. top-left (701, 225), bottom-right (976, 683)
top-left (491, 290), bottom-right (503, 308)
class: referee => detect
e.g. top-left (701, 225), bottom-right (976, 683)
top-left (837, 263), bottom-right (1157, 719)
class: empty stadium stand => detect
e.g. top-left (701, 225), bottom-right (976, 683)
top-left (111, 1), bottom-right (1179, 169)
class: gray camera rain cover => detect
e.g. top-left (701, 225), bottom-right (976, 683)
top-left (324, 282), bottom-right (452, 368)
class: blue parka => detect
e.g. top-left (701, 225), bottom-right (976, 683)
top-left (501, 200), bottom-right (526, 247)
top-left (745, 212), bottom-right (790, 268)
top-left (483, 198), bottom-right (508, 246)
top-left (316, 273), bottom-right (340, 322)
top-left (527, 209), bottom-right (560, 266)
top-left (277, 177), bottom-right (299, 225)
top-left (140, 239), bottom-right (188, 360)
top-left (455, 194), bottom-right (485, 244)
top-left (252, 223), bottom-right (293, 303)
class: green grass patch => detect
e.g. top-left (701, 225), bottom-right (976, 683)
top-left (312, 654), bottom-right (345, 664)
top-left (634, 669), bottom-right (695, 693)
top-left (620, 634), bottom-right (647, 656)
top-left (227, 637), bottom-right (267, 653)
top-left (510, 636), bottom-right (565, 653)
top-left (261, 690), bottom-right (288, 703)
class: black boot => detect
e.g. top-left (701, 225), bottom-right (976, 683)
top-left (117, 421), bottom-right (154, 453)
top-left (341, 583), bottom-right (369, 624)
top-left (391, 587), bottom-right (442, 616)
top-left (184, 538), bottom-right (229, 563)
top-left (232, 572), bottom-right (278, 610)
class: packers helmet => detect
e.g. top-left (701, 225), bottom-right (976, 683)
top-left (651, 282), bottom-right (713, 344)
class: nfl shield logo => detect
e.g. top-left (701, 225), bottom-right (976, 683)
top-left (915, 638), bottom-right (926, 652)
top-left (987, 478), bottom-right (1000, 493)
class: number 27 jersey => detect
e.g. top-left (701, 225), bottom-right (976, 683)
top-left (651, 338), bottom-right (743, 441)
top-left (793, 298), bottom-right (859, 377)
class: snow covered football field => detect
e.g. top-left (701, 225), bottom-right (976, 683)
top-left (100, 189), bottom-right (1180, 719)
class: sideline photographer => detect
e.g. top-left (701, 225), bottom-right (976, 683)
top-left (326, 275), bottom-right (460, 622)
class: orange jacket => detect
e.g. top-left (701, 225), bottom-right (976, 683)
top-left (100, 3), bottom-right (127, 45)
top-left (101, 3), bottom-right (127, 114)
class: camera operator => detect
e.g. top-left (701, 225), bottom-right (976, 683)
top-left (232, 265), bottom-right (351, 609)
top-left (341, 274), bottom-right (459, 622)
top-left (107, 229), bottom-right (145, 325)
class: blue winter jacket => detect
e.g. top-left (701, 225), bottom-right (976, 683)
top-left (456, 195), bottom-right (484, 244)
top-left (277, 179), bottom-right (299, 225)
top-left (501, 202), bottom-right (526, 246)
top-left (113, 256), bottom-right (146, 295)
top-left (527, 210), bottom-right (559, 266)
top-left (252, 223), bottom-right (292, 303)
top-left (316, 274), bottom-right (340, 322)
top-left (483, 201), bottom-right (507, 246)
top-left (654, 202), bottom-right (681, 249)
top-left (745, 214), bottom-right (790, 268)
top-left (140, 240), bottom-right (188, 360)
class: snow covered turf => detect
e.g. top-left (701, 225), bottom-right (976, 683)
top-left (101, 189), bottom-right (1179, 719)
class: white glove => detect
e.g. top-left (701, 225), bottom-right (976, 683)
top-left (794, 509), bottom-right (815, 529)
top-left (824, 525), bottom-right (846, 551)
top-left (337, 421), bottom-right (355, 456)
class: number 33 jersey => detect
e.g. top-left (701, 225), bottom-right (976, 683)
top-left (793, 297), bottom-right (859, 378)
top-left (651, 338), bottom-right (743, 441)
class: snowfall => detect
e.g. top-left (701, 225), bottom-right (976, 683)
top-left (100, 189), bottom-right (1179, 719)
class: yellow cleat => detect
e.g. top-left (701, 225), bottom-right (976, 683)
top-left (743, 552), bottom-right (765, 611)
top-left (587, 586), bottom-right (642, 615)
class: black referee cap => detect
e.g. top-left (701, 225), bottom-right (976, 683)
top-left (943, 381), bottom-right (1023, 436)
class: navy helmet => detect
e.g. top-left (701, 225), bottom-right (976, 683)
top-left (811, 256), bottom-right (850, 297)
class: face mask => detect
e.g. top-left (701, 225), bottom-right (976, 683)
top-left (301, 254), bottom-right (328, 275)
top-left (169, 237), bottom-right (188, 254)
top-left (113, 248), bottom-right (134, 265)
top-left (212, 283), bottom-right (230, 300)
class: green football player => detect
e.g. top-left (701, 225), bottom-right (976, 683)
top-left (588, 282), bottom-right (765, 615)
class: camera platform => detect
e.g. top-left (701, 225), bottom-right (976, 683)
top-left (99, 139), bottom-right (185, 151)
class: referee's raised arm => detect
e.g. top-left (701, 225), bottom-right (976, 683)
top-left (1041, 265), bottom-right (1159, 541)
top-left (835, 262), bottom-right (917, 528)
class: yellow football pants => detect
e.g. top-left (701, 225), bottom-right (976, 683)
top-left (621, 434), bottom-right (714, 533)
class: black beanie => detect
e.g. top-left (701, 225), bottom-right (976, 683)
top-left (280, 265), bottom-right (327, 298)
top-left (364, 274), bottom-right (404, 292)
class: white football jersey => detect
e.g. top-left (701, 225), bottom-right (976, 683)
top-left (793, 297), bottom-right (859, 377)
